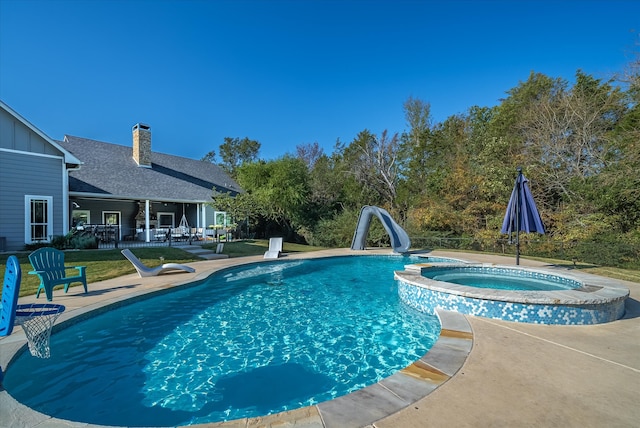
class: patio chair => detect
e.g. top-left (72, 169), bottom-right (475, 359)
top-left (121, 249), bottom-right (195, 278)
top-left (0, 255), bottom-right (21, 336)
top-left (29, 247), bottom-right (88, 301)
top-left (263, 237), bottom-right (283, 259)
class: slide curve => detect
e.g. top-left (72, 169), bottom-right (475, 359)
top-left (350, 205), bottom-right (411, 253)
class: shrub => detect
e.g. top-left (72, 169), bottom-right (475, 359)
top-left (69, 234), bottom-right (99, 249)
top-left (50, 234), bottom-right (69, 249)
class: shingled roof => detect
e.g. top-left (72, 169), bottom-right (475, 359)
top-left (59, 135), bottom-right (241, 202)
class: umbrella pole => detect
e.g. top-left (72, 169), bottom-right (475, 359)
top-left (515, 168), bottom-right (522, 265)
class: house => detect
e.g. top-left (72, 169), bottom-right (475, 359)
top-left (59, 124), bottom-right (241, 243)
top-left (0, 100), bottom-right (241, 251)
top-left (0, 101), bottom-right (82, 252)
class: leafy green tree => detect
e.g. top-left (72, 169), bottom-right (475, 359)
top-left (201, 150), bottom-right (216, 163)
top-left (219, 137), bottom-right (261, 177)
top-left (467, 106), bottom-right (514, 202)
top-left (235, 156), bottom-right (310, 239)
top-left (586, 55), bottom-right (640, 232)
top-left (210, 191), bottom-right (261, 238)
top-left (492, 71), bottom-right (563, 149)
top-left (489, 72), bottom-right (563, 205)
top-left (306, 153), bottom-right (344, 219)
top-left (517, 71), bottom-right (625, 208)
top-left (397, 97), bottom-right (433, 211)
top-left (310, 206), bottom-right (388, 248)
top-left (403, 96), bottom-right (432, 147)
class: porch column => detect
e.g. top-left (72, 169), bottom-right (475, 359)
top-left (145, 200), bottom-right (151, 242)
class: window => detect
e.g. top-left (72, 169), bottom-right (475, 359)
top-left (102, 211), bottom-right (121, 226)
top-left (72, 210), bottom-right (90, 227)
top-left (214, 211), bottom-right (228, 227)
top-left (158, 212), bottom-right (175, 228)
top-left (25, 195), bottom-right (53, 243)
top-left (102, 211), bottom-right (122, 241)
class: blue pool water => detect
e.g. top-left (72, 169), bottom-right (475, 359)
top-left (422, 267), bottom-right (580, 291)
top-left (5, 255), bottom-right (441, 427)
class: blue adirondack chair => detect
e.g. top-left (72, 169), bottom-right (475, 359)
top-left (28, 247), bottom-right (88, 301)
top-left (0, 255), bottom-right (21, 337)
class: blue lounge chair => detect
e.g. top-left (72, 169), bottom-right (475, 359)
top-left (0, 255), bottom-right (21, 337)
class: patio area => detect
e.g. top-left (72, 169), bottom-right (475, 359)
top-left (1, 249), bottom-right (638, 427)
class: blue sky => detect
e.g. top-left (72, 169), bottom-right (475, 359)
top-left (1, 0), bottom-right (638, 161)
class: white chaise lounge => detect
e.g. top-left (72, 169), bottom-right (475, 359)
top-left (121, 249), bottom-right (195, 277)
top-left (263, 237), bottom-right (283, 259)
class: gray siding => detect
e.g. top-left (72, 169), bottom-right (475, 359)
top-left (0, 150), bottom-right (66, 251)
top-left (0, 107), bottom-right (64, 157)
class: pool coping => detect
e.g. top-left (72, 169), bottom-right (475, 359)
top-left (0, 250), bottom-right (473, 428)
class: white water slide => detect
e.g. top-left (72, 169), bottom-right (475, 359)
top-left (350, 205), bottom-right (411, 253)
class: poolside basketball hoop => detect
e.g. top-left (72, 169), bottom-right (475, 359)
top-left (14, 303), bottom-right (65, 359)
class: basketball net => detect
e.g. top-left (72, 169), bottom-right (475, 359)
top-left (14, 304), bottom-right (65, 359)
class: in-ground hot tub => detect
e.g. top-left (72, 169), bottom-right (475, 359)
top-left (395, 263), bottom-right (629, 325)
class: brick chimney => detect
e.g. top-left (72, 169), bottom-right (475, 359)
top-left (132, 123), bottom-right (151, 167)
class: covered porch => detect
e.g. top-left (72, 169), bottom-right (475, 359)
top-left (70, 197), bottom-right (234, 247)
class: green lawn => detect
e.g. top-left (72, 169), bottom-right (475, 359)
top-left (0, 240), bottom-right (325, 298)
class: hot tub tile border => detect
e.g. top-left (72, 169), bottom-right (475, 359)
top-left (396, 265), bottom-right (629, 325)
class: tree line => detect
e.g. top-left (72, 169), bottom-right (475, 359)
top-left (207, 52), bottom-right (640, 269)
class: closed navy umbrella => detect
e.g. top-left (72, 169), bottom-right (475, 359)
top-left (501, 168), bottom-right (545, 265)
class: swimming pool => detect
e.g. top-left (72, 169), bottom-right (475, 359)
top-left (4, 255), bottom-right (441, 427)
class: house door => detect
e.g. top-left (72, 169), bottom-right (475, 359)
top-left (25, 195), bottom-right (53, 244)
top-left (102, 211), bottom-right (121, 241)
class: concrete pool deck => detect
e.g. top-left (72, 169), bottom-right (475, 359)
top-left (1, 249), bottom-right (639, 427)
